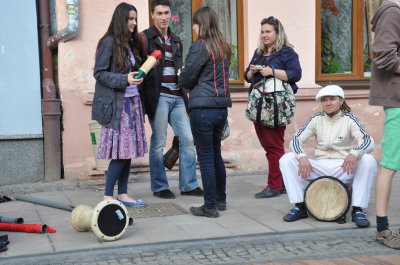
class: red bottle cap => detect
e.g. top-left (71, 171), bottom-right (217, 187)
top-left (150, 50), bottom-right (162, 61)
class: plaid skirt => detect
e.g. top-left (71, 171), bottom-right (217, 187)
top-left (97, 96), bottom-right (147, 160)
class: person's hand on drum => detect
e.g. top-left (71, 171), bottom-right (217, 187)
top-left (298, 156), bottom-right (312, 179)
top-left (342, 154), bottom-right (357, 175)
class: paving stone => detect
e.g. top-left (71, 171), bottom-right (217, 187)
top-left (1, 173), bottom-right (400, 265)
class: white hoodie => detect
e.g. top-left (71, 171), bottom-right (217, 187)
top-left (290, 111), bottom-right (374, 160)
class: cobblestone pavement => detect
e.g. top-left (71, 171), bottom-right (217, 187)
top-left (1, 228), bottom-right (397, 265)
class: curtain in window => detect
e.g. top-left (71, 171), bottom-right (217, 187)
top-left (204, 0), bottom-right (232, 43)
top-left (321, 0), bottom-right (352, 74)
top-left (169, 0), bottom-right (192, 60)
top-left (364, 0), bottom-right (382, 75)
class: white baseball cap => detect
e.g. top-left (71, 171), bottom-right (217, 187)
top-left (315, 85), bottom-right (345, 101)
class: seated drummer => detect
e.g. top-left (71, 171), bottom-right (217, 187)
top-left (279, 85), bottom-right (377, 227)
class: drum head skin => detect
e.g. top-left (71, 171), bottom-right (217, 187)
top-left (304, 176), bottom-right (350, 222)
top-left (91, 199), bottom-right (130, 241)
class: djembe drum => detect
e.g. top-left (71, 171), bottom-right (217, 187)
top-left (304, 176), bottom-right (351, 222)
top-left (71, 199), bottom-right (133, 241)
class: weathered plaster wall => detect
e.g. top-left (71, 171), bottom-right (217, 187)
top-left (57, 0), bottom-right (384, 179)
top-left (242, 0), bottom-right (383, 165)
top-left (227, 0), bottom-right (321, 170)
top-left (245, 0), bottom-right (318, 88)
top-left (56, 0), bottom-right (149, 178)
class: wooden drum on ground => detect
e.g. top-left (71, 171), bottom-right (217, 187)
top-left (304, 176), bottom-right (351, 222)
top-left (71, 199), bottom-right (133, 241)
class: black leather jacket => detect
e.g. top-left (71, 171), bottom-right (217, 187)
top-left (140, 26), bottom-right (185, 120)
top-left (179, 40), bottom-right (232, 110)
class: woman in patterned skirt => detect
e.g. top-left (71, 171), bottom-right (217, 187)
top-left (92, 2), bottom-right (147, 207)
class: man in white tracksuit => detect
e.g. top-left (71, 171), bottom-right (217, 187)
top-left (279, 85), bottom-right (377, 227)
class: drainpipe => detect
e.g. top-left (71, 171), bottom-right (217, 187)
top-left (39, 0), bottom-right (62, 181)
top-left (39, 0), bottom-right (79, 181)
top-left (47, 0), bottom-right (79, 49)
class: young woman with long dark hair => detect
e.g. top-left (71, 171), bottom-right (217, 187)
top-left (92, 2), bottom-right (147, 207)
top-left (179, 6), bottom-right (232, 217)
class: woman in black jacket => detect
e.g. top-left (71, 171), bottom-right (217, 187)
top-left (92, 3), bottom-right (147, 207)
top-left (179, 6), bottom-right (232, 218)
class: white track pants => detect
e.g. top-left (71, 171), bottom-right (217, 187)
top-left (279, 153), bottom-right (377, 208)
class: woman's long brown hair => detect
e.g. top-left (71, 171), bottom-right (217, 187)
top-left (192, 6), bottom-right (231, 59)
top-left (96, 3), bottom-right (141, 73)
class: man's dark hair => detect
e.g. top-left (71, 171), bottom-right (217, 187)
top-left (151, 0), bottom-right (171, 12)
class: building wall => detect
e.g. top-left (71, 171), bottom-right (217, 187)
top-left (245, 0), bottom-right (317, 89)
top-left (56, 0), bottom-right (384, 179)
top-left (56, 0), bottom-right (149, 178)
top-left (0, 0), bottom-right (44, 184)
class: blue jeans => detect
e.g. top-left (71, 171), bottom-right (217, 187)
top-left (190, 107), bottom-right (228, 210)
top-left (149, 95), bottom-right (198, 192)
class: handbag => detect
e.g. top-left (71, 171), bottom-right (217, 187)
top-left (163, 136), bottom-right (179, 170)
top-left (245, 67), bottom-right (296, 128)
top-left (221, 120), bottom-right (230, 140)
top-left (263, 77), bottom-right (288, 93)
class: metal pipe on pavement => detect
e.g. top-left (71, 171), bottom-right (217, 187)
top-left (15, 194), bottom-right (75, 212)
top-left (0, 216), bottom-right (24, 224)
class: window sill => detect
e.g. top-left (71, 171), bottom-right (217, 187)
top-left (82, 81), bottom-right (371, 106)
top-left (316, 80), bottom-right (371, 90)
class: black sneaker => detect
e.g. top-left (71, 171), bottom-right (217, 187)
top-left (254, 187), bottom-right (280, 198)
top-left (181, 187), bottom-right (204, 197)
top-left (153, 189), bottom-right (175, 199)
top-left (190, 205), bottom-right (219, 218)
top-left (0, 245), bottom-right (7, 253)
top-left (351, 210), bottom-right (370, 227)
top-left (0, 236), bottom-right (8, 253)
top-left (283, 207), bottom-right (308, 222)
top-left (217, 201), bottom-right (227, 211)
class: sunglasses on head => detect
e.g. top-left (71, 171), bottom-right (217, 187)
top-left (261, 16), bottom-right (278, 25)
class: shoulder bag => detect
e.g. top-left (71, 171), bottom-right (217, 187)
top-left (245, 67), bottom-right (296, 128)
top-left (221, 120), bottom-right (230, 140)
